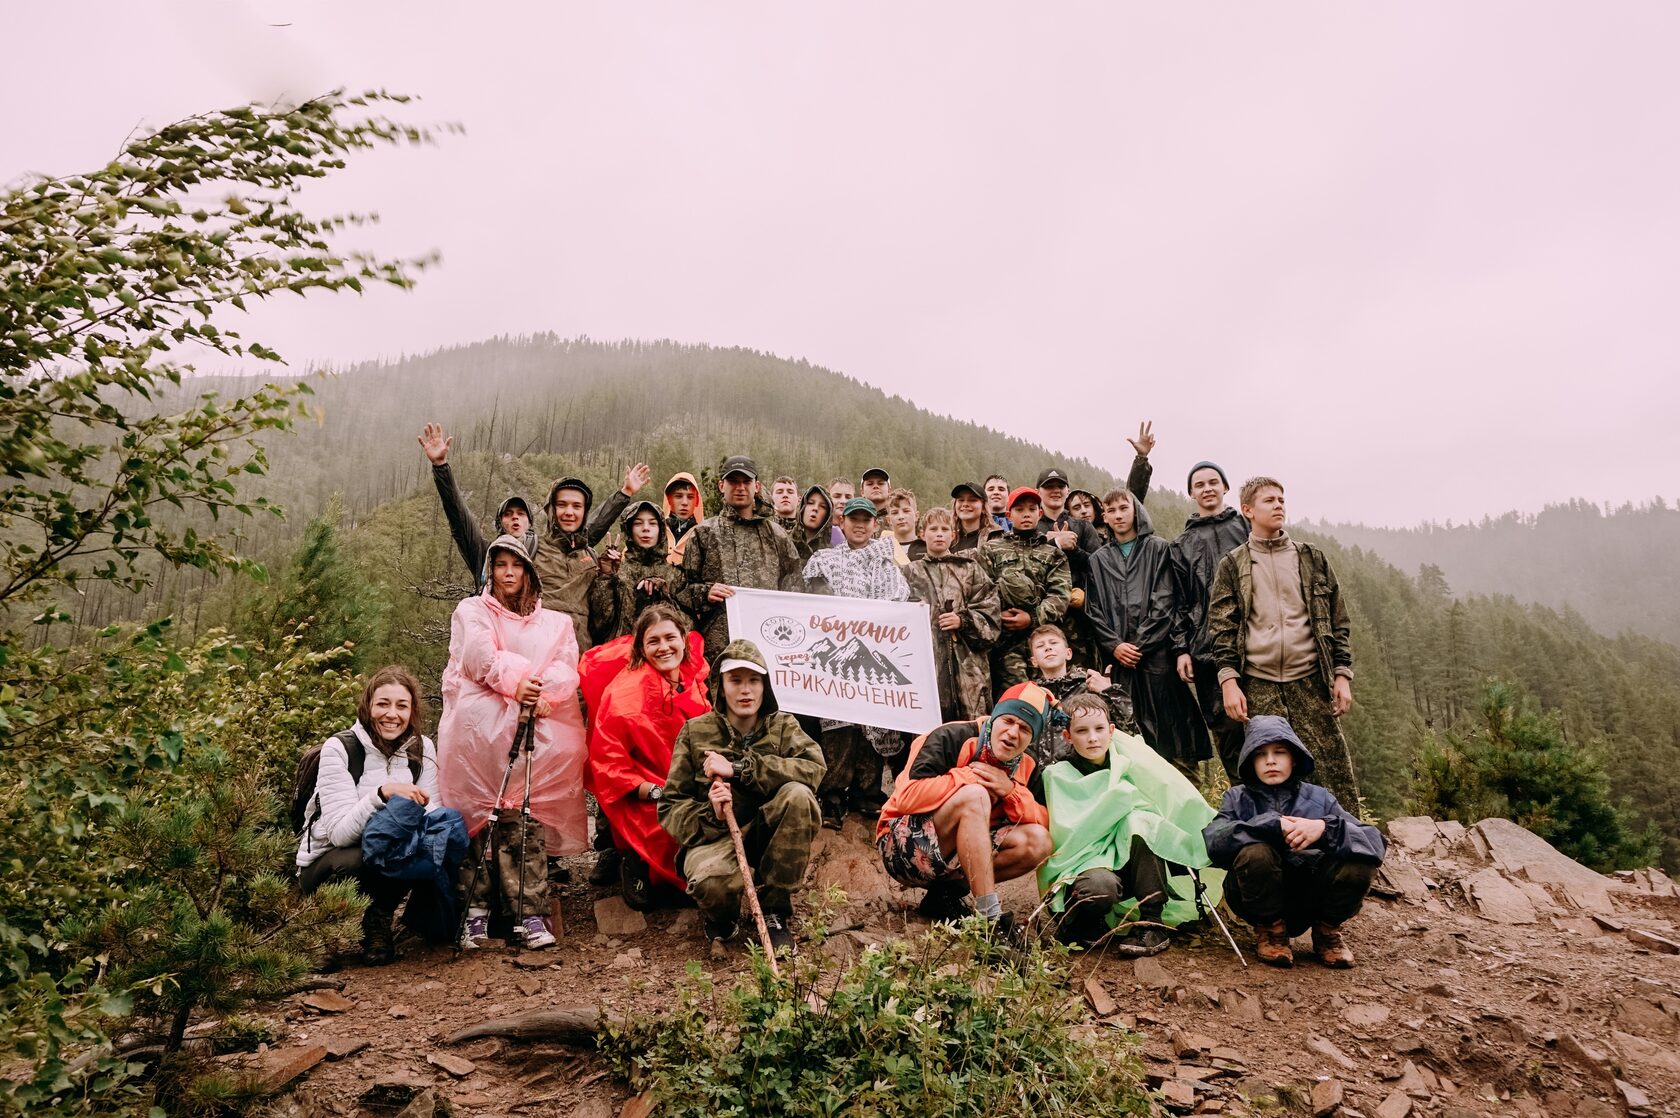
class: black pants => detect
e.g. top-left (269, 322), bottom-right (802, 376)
top-left (1192, 657), bottom-right (1246, 779)
top-left (1224, 843), bottom-right (1376, 936)
top-left (819, 726), bottom-right (887, 814)
top-left (1059, 836), bottom-right (1168, 943)
top-left (298, 846), bottom-right (413, 912)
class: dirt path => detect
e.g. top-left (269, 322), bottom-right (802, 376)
top-left (266, 827), bottom-right (1680, 1118)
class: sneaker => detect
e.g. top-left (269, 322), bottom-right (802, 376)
top-left (1312, 921), bottom-right (1354, 968)
top-left (620, 853), bottom-right (652, 912)
top-left (1115, 924), bottom-right (1170, 958)
top-left (460, 909), bottom-right (490, 950)
top-left (588, 848), bottom-right (622, 887)
top-left (762, 913), bottom-right (795, 955)
top-left (820, 799), bottom-right (845, 831)
top-left (517, 915), bottom-right (556, 949)
top-left (917, 883), bottom-right (974, 924)
top-left (547, 856), bottom-right (572, 884)
top-left (1254, 919), bottom-right (1294, 968)
top-left (980, 912), bottom-right (1031, 962)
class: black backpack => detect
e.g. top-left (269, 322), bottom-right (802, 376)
top-left (291, 729), bottom-right (423, 834)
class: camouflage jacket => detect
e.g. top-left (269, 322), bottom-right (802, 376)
top-left (659, 709), bottom-right (826, 849)
top-left (1208, 534), bottom-right (1352, 694)
top-left (904, 552), bottom-right (1003, 721)
top-left (675, 509), bottom-right (804, 661)
top-left (587, 541), bottom-right (687, 643)
top-left (978, 529), bottom-right (1072, 630)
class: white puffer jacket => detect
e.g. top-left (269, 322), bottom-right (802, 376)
top-left (296, 721), bottom-right (440, 867)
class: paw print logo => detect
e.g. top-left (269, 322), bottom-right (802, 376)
top-left (760, 616), bottom-right (805, 649)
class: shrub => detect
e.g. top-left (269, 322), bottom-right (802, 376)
top-left (1412, 680), bottom-right (1660, 871)
top-left (601, 920), bottom-right (1151, 1118)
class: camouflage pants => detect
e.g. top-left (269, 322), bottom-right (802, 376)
top-left (991, 635), bottom-right (1035, 693)
top-left (678, 783), bottom-right (820, 919)
top-left (1243, 676), bottom-right (1362, 812)
top-left (461, 816), bottom-right (550, 918)
top-left (819, 727), bottom-right (887, 813)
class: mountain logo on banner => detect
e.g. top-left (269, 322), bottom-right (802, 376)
top-left (807, 636), bottom-right (911, 686)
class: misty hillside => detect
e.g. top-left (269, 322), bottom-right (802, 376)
top-left (104, 337), bottom-right (1680, 867)
top-left (1308, 500), bottom-right (1680, 646)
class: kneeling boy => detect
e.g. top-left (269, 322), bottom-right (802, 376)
top-left (1035, 694), bottom-right (1219, 956)
top-left (1201, 715), bottom-right (1385, 967)
top-left (876, 683), bottom-right (1055, 937)
top-left (660, 640), bottom-right (826, 953)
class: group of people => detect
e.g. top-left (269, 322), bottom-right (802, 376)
top-left (289, 421), bottom-right (1386, 971)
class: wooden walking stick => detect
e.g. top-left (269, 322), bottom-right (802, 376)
top-left (712, 776), bottom-right (781, 977)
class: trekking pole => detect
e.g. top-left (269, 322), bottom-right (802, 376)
top-left (515, 706), bottom-right (537, 933)
top-left (712, 777), bottom-right (780, 978)
top-left (454, 704), bottom-right (535, 954)
top-left (1193, 870), bottom-right (1246, 969)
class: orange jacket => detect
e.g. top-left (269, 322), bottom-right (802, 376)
top-left (876, 719), bottom-right (1048, 839)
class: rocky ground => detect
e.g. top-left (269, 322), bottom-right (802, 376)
top-left (238, 816), bottom-right (1679, 1118)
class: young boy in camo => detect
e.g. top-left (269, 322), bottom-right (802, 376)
top-left (587, 500), bottom-right (686, 643)
top-left (659, 639), bottom-right (825, 953)
top-left (903, 507), bottom-right (1002, 724)
top-left (979, 487), bottom-right (1072, 691)
top-left (1208, 477), bottom-right (1361, 809)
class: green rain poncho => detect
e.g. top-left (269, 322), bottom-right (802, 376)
top-left (1037, 730), bottom-right (1224, 928)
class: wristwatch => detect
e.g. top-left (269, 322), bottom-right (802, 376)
top-left (646, 785), bottom-right (663, 802)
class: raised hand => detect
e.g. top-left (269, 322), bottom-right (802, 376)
top-left (1127, 420), bottom-right (1155, 458)
top-left (622, 463), bottom-right (652, 496)
top-left (418, 422), bottom-right (452, 465)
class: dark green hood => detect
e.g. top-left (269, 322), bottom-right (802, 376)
top-left (709, 638), bottom-right (780, 719)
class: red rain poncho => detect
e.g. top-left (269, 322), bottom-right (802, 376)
top-left (580, 632), bottom-right (710, 888)
top-left (438, 585), bottom-right (588, 853)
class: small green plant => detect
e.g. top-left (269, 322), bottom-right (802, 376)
top-left (1413, 680), bottom-right (1660, 870)
top-left (600, 920), bottom-right (1151, 1118)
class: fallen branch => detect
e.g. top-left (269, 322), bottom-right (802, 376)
top-left (444, 1007), bottom-right (613, 1046)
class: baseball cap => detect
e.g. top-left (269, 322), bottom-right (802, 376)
top-left (1007, 486), bottom-right (1043, 509)
top-left (840, 497), bottom-right (881, 518)
top-left (862, 466), bottom-right (890, 482)
top-left (1037, 467), bottom-right (1070, 487)
top-left (720, 455), bottom-right (758, 480)
top-left (717, 657), bottom-right (768, 676)
top-left (950, 481), bottom-right (984, 501)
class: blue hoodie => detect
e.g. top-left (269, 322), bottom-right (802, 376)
top-left (1201, 715), bottom-right (1385, 870)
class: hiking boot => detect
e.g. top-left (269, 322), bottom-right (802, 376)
top-left (1254, 919), bottom-right (1294, 968)
top-left (977, 912), bottom-right (1031, 964)
top-left (517, 914), bottom-right (556, 949)
top-left (1312, 922), bottom-right (1354, 968)
top-left (588, 848), bottom-right (622, 887)
top-left (460, 909), bottom-right (490, 950)
top-left (704, 915), bottom-right (738, 943)
top-left (620, 853), bottom-right (652, 912)
top-left (547, 855), bottom-right (572, 884)
top-left (361, 904), bottom-right (398, 966)
top-left (763, 913), bottom-right (795, 955)
top-left (820, 798), bottom-right (845, 831)
top-left (1115, 924), bottom-right (1170, 958)
top-left (917, 882), bottom-right (974, 924)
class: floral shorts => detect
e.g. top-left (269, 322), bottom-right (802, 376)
top-left (878, 812), bottom-right (1007, 889)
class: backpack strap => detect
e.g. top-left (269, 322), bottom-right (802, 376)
top-left (336, 728), bottom-right (367, 786)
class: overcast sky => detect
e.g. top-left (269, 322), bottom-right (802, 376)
top-left (6, 3), bottom-right (1676, 526)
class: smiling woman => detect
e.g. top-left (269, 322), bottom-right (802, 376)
top-left (581, 605), bottom-right (712, 910)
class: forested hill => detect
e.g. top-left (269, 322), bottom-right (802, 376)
top-left (1307, 500), bottom-right (1680, 647)
top-left (203, 335), bottom-right (1131, 546)
top-left (136, 335), bottom-right (1680, 868)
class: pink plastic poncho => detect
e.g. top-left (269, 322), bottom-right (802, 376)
top-left (438, 586), bottom-right (588, 854)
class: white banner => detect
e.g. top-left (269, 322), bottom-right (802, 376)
top-left (725, 587), bottom-right (941, 734)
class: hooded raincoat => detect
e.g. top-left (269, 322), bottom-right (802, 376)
top-left (1202, 716), bottom-right (1385, 872)
top-left (439, 536), bottom-right (589, 853)
top-left (1034, 730), bottom-right (1222, 927)
top-left (1086, 497), bottom-right (1208, 766)
top-left (662, 472), bottom-right (702, 558)
top-left (580, 631), bottom-right (711, 889)
top-left (587, 499), bottom-right (687, 643)
top-left (792, 484), bottom-right (835, 563)
top-left (533, 476), bottom-right (607, 655)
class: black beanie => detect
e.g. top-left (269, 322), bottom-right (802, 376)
top-left (1186, 460), bottom-right (1229, 493)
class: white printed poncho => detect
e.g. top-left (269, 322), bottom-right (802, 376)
top-left (802, 536), bottom-right (912, 752)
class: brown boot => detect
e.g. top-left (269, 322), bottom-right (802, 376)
top-left (1312, 922), bottom-right (1354, 968)
top-left (1254, 920), bottom-right (1294, 968)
